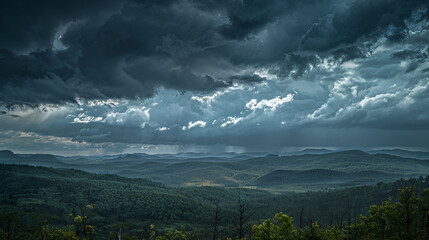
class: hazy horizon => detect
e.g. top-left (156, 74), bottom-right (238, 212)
top-left (3, 146), bottom-right (429, 157)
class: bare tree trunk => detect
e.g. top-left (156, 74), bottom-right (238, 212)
top-left (406, 194), bottom-right (410, 235)
top-left (234, 190), bottom-right (253, 239)
top-left (353, 206), bottom-right (357, 240)
top-left (212, 200), bottom-right (220, 240)
top-left (7, 219), bottom-right (11, 240)
top-left (299, 201), bottom-right (304, 230)
top-left (347, 200), bottom-right (351, 240)
top-left (116, 227), bottom-right (123, 240)
top-left (426, 211), bottom-right (429, 240)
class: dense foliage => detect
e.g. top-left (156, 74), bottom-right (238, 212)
top-left (1, 164), bottom-right (429, 239)
top-left (252, 186), bottom-right (429, 240)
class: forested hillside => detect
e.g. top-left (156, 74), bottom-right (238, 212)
top-left (1, 164), bottom-right (429, 239)
top-left (2, 150), bottom-right (429, 192)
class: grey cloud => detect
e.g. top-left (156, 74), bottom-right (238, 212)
top-left (276, 53), bottom-right (321, 79)
top-left (229, 74), bottom-right (266, 83)
top-left (406, 61), bottom-right (420, 73)
top-left (0, 49), bottom-right (78, 105)
top-left (392, 49), bottom-right (422, 60)
top-left (3, 0), bottom-right (428, 105)
top-left (299, 0), bottom-right (428, 52)
top-left (0, 0), bottom-right (123, 53)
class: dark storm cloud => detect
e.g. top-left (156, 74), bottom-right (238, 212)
top-left (1, 0), bottom-right (429, 105)
top-left (229, 74), bottom-right (266, 83)
top-left (276, 53), bottom-right (321, 79)
top-left (299, 0), bottom-right (428, 52)
top-left (0, 0), bottom-right (233, 104)
top-left (215, 0), bottom-right (297, 40)
top-left (0, 48), bottom-right (78, 105)
top-left (0, 0), bottom-right (123, 52)
top-left (62, 0), bottom-right (232, 95)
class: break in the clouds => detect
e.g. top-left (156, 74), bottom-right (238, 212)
top-left (1, 0), bottom-right (429, 154)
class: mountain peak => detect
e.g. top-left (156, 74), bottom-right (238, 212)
top-left (0, 150), bottom-right (15, 157)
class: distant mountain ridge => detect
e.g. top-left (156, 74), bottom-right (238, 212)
top-left (254, 169), bottom-right (398, 186)
top-left (0, 150), bottom-right (15, 158)
top-left (281, 148), bottom-right (335, 156)
top-left (368, 149), bottom-right (429, 160)
top-left (0, 150), bottom-right (64, 167)
top-left (1, 149), bottom-right (429, 192)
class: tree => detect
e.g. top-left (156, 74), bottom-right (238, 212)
top-left (143, 224), bottom-right (188, 240)
top-left (234, 191), bottom-right (253, 239)
top-left (398, 186), bottom-right (420, 239)
top-left (252, 212), bottom-right (300, 240)
top-left (45, 227), bottom-right (79, 240)
top-left (299, 201), bottom-right (304, 230)
top-left (212, 200), bottom-right (221, 240)
top-left (109, 222), bottom-right (128, 240)
top-left (0, 211), bottom-right (20, 240)
top-left (418, 189), bottom-right (429, 240)
top-left (70, 203), bottom-right (96, 240)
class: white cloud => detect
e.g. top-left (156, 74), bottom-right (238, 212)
top-left (191, 91), bottom-right (224, 104)
top-left (342, 61), bottom-right (358, 69)
top-left (253, 68), bottom-right (277, 80)
top-left (358, 92), bottom-right (398, 109)
top-left (155, 127), bottom-right (169, 131)
top-left (183, 120), bottom-right (207, 130)
top-left (246, 94), bottom-right (294, 111)
top-left (307, 102), bottom-right (329, 119)
top-left (104, 106), bottom-right (150, 127)
top-left (351, 86), bottom-right (358, 97)
top-left (191, 84), bottom-right (249, 104)
top-left (87, 99), bottom-right (121, 107)
top-left (220, 116), bottom-right (244, 128)
top-left (398, 81), bottom-right (429, 108)
top-left (73, 113), bottom-right (103, 123)
top-left (331, 77), bottom-right (354, 99)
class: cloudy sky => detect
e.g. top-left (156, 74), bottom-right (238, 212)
top-left (1, 0), bottom-right (429, 155)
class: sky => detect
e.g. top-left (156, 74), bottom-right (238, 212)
top-left (1, 0), bottom-right (429, 155)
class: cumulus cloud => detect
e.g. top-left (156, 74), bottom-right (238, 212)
top-left (246, 94), bottom-right (294, 111)
top-left (191, 91), bottom-right (225, 104)
top-left (155, 127), bottom-right (169, 132)
top-left (358, 92), bottom-right (399, 109)
top-left (73, 113), bottom-right (103, 123)
top-left (104, 107), bottom-right (150, 127)
top-left (220, 116), bottom-right (244, 128)
top-left (185, 120), bottom-right (207, 130)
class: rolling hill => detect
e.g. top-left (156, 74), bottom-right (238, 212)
top-left (2, 149), bottom-right (429, 191)
top-left (254, 169), bottom-right (400, 186)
